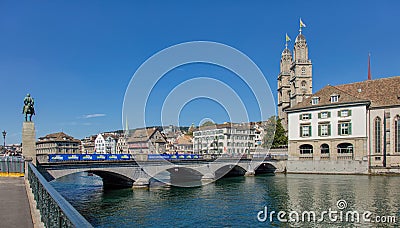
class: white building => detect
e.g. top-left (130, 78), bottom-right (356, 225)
top-left (286, 85), bottom-right (369, 162)
top-left (193, 123), bottom-right (263, 156)
top-left (286, 76), bottom-right (400, 173)
top-left (116, 136), bottom-right (128, 154)
top-left (94, 133), bottom-right (117, 154)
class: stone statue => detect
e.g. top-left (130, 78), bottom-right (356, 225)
top-left (22, 94), bottom-right (35, 121)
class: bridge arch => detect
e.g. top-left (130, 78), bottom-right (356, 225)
top-left (42, 167), bottom-right (136, 189)
top-left (90, 170), bottom-right (134, 189)
top-left (215, 164), bottom-right (247, 179)
top-left (254, 162), bottom-right (277, 175)
top-left (165, 167), bottom-right (204, 187)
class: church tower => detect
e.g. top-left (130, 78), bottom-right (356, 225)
top-left (277, 19), bottom-right (313, 131)
top-left (290, 25), bottom-right (312, 107)
top-left (277, 40), bottom-right (293, 131)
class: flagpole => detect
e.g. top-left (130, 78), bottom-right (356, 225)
top-left (299, 18), bottom-right (302, 34)
top-left (285, 33), bottom-right (291, 49)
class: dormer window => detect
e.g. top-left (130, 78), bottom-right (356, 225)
top-left (330, 94), bottom-right (339, 103)
top-left (311, 97), bottom-right (319, 105)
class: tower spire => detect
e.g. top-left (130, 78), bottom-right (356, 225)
top-left (125, 116), bottom-right (129, 136)
top-left (368, 53), bottom-right (372, 80)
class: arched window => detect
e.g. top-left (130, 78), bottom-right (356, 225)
top-left (395, 116), bottom-right (400, 153)
top-left (337, 143), bottom-right (353, 154)
top-left (301, 80), bottom-right (306, 90)
top-left (299, 144), bottom-right (313, 154)
top-left (321, 144), bottom-right (329, 154)
top-left (374, 117), bottom-right (381, 154)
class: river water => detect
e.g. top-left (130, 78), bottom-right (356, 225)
top-left (51, 173), bottom-right (400, 227)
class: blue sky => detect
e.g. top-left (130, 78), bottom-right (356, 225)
top-left (1, 0), bottom-right (399, 144)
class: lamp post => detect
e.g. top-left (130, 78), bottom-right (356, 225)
top-left (2, 130), bottom-right (6, 152)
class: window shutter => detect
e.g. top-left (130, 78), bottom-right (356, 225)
top-left (328, 124), bottom-right (331, 136)
top-left (309, 126), bottom-right (312, 137)
top-left (318, 113), bottom-right (321, 119)
top-left (300, 126), bottom-right (302, 137)
top-left (299, 114), bottom-right (302, 120)
top-left (349, 123), bottom-right (352, 135)
top-left (318, 125), bottom-right (321, 136)
top-left (338, 124), bottom-right (341, 135)
top-left (338, 111), bottom-right (341, 117)
top-left (348, 110), bottom-right (352, 116)
top-left (309, 113), bottom-right (312, 119)
top-left (328, 112), bottom-right (331, 118)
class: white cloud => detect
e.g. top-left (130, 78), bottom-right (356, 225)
top-left (83, 113), bottom-right (106, 119)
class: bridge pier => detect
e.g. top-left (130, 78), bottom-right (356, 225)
top-left (244, 171), bottom-right (255, 177)
top-left (200, 173), bottom-right (215, 184)
top-left (132, 178), bottom-right (150, 189)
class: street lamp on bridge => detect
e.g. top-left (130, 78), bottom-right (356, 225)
top-left (2, 130), bottom-right (6, 150)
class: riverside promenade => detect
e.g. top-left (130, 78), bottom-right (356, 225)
top-left (0, 177), bottom-right (33, 228)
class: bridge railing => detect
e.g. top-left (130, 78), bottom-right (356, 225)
top-left (0, 156), bottom-right (24, 176)
top-left (28, 162), bottom-right (93, 228)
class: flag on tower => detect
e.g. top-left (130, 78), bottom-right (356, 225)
top-left (300, 18), bottom-right (306, 28)
top-left (286, 33), bottom-right (291, 42)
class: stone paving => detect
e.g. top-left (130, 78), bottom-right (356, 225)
top-left (0, 177), bottom-right (33, 228)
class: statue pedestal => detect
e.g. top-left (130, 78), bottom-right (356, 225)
top-left (22, 122), bottom-right (36, 168)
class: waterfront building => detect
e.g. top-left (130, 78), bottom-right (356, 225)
top-left (163, 130), bottom-right (183, 153)
top-left (286, 85), bottom-right (369, 162)
top-left (286, 76), bottom-right (400, 173)
top-left (36, 132), bottom-right (81, 154)
top-left (94, 133), bottom-right (117, 154)
top-left (127, 127), bottom-right (167, 154)
top-left (277, 28), bottom-right (313, 131)
top-left (174, 134), bottom-right (193, 153)
top-left (81, 135), bottom-right (96, 154)
top-left (192, 123), bottom-right (262, 155)
top-left (335, 77), bottom-right (400, 169)
top-left (116, 136), bottom-right (129, 154)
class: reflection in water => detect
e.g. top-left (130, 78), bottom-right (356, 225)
top-left (51, 172), bottom-right (400, 227)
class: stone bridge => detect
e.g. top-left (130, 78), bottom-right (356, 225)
top-left (37, 157), bottom-right (286, 188)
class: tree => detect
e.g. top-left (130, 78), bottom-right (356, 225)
top-left (272, 118), bottom-right (288, 147)
top-left (201, 121), bottom-right (215, 127)
top-left (262, 116), bottom-right (287, 148)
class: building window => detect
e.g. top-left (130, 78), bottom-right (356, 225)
top-left (320, 144), bottom-right (330, 154)
top-left (395, 116), bottom-right (400, 153)
top-left (318, 124), bottom-right (331, 136)
top-left (299, 144), bottom-right (313, 154)
top-left (337, 143), bottom-right (353, 154)
top-left (301, 80), bottom-right (307, 90)
top-left (338, 109), bottom-right (352, 117)
top-left (301, 67), bottom-right (306, 75)
top-left (338, 122), bottom-right (352, 135)
top-left (330, 94), bottom-right (339, 103)
top-left (312, 97), bottom-right (319, 105)
top-left (300, 125), bottom-right (311, 137)
top-left (374, 117), bottom-right (381, 154)
top-left (300, 113), bottom-right (312, 120)
top-left (318, 111), bottom-right (330, 119)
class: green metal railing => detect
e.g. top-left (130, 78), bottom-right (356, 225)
top-left (28, 163), bottom-right (93, 228)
